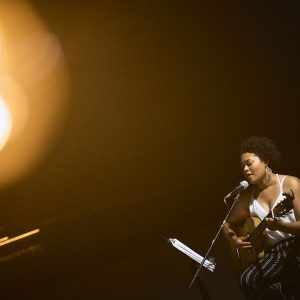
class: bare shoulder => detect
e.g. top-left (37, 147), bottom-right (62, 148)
top-left (282, 175), bottom-right (300, 191)
top-left (283, 175), bottom-right (300, 185)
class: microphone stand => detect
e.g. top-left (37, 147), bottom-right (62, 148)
top-left (188, 194), bottom-right (240, 299)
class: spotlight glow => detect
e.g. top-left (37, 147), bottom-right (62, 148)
top-left (0, 0), bottom-right (70, 188)
top-left (0, 96), bottom-right (12, 151)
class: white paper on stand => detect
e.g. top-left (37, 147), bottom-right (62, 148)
top-left (168, 238), bottom-right (216, 272)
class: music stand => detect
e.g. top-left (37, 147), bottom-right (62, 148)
top-left (188, 194), bottom-right (240, 299)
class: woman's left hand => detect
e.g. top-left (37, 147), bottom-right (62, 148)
top-left (265, 217), bottom-right (282, 231)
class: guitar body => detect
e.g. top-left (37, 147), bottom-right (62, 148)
top-left (228, 191), bottom-right (294, 276)
top-left (229, 216), bottom-right (266, 276)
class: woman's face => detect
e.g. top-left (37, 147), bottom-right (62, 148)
top-left (240, 152), bottom-right (266, 184)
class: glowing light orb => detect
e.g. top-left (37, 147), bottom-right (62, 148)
top-left (0, 96), bottom-right (12, 151)
top-left (0, 0), bottom-right (70, 188)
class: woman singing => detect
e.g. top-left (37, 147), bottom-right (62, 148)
top-left (224, 136), bottom-right (300, 299)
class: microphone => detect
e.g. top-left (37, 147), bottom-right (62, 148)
top-left (224, 180), bottom-right (249, 200)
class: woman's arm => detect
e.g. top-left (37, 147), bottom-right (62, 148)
top-left (266, 176), bottom-right (300, 235)
top-left (223, 190), bottom-right (252, 249)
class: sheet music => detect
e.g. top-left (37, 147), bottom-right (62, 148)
top-left (168, 238), bottom-right (215, 272)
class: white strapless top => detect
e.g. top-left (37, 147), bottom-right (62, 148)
top-left (249, 174), bottom-right (296, 247)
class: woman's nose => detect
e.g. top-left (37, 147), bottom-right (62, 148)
top-left (243, 165), bottom-right (249, 172)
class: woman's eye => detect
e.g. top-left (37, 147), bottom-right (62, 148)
top-left (241, 161), bottom-right (252, 168)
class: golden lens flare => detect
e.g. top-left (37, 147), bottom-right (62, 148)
top-left (0, 0), bottom-right (70, 188)
top-left (0, 96), bottom-right (12, 150)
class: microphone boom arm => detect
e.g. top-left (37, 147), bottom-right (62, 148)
top-left (188, 187), bottom-right (246, 293)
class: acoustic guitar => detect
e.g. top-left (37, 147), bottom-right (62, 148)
top-left (229, 191), bottom-right (294, 276)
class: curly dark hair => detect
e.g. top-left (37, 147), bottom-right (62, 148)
top-left (239, 136), bottom-right (281, 167)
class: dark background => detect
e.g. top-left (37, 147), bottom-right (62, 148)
top-left (0, 1), bottom-right (299, 299)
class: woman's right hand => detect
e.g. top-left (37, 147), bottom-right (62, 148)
top-left (231, 235), bottom-right (252, 250)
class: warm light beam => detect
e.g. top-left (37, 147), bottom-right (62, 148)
top-left (0, 96), bottom-right (12, 151)
top-left (0, 0), bottom-right (70, 188)
top-left (0, 229), bottom-right (40, 247)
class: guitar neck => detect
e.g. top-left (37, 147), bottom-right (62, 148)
top-left (248, 212), bottom-right (272, 243)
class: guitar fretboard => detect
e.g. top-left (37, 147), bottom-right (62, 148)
top-left (248, 216), bottom-right (270, 243)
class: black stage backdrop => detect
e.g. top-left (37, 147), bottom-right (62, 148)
top-left (0, 1), bottom-right (299, 299)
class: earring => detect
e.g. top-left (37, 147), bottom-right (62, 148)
top-left (264, 165), bottom-right (272, 184)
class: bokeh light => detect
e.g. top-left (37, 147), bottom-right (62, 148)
top-left (0, 96), bottom-right (12, 151)
top-left (0, 0), bottom-right (70, 188)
